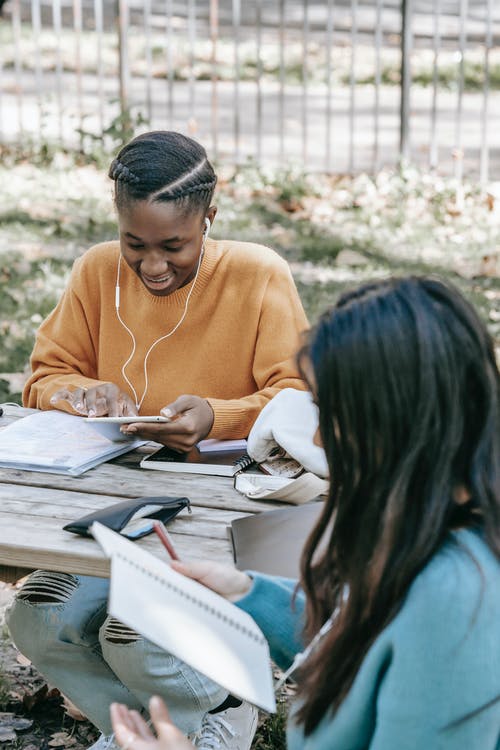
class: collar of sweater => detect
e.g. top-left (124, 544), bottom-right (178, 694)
top-left (120, 238), bottom-right (220, 308)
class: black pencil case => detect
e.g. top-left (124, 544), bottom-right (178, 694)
top-left (63, 495), bottom-right (191, 539)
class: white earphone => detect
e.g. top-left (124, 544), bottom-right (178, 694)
top-left (114, 215), bottom-right (208, 410)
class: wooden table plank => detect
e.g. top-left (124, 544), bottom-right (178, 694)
top-left (0, 463), bottom-right (281, 514)
top-left (0, 406), bottom-right (284, 582)
top-left (0, 484), bottom-right (251, 527)
top-left (0, 513), bottom-right (235, 577)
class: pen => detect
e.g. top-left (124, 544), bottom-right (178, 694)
top-left (153, 521), bottom-right (180, 561)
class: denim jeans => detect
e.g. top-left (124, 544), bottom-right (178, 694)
top-left (6, 571), bottom-right (227, 736)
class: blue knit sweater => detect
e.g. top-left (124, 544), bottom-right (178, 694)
top-left (236, 529), bottom-right (500, 749)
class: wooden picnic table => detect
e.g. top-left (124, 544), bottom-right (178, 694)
top-left (0, 405), bottom-right (286, 583)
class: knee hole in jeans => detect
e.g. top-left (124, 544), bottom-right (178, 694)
top-left (16, 571), bottom-right (79, 604)
top-left (103, 617), bottom-right (141, 644)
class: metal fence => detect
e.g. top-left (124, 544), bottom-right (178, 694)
top-left (1, 0), bottom-right (499, 179)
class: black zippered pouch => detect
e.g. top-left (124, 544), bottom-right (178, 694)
top-left (63, 495), bottom-right (191, 539)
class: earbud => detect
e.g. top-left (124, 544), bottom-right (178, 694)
top-left (204, 217), bottom-right (211, 237)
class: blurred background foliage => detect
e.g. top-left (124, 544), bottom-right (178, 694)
top-left (0, 141), bottom-right (498, 404)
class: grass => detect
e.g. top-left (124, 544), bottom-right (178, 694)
top-left (254, 700), bottom-right (288, 750)
top-left (0, 154), bottom-right (499, 403)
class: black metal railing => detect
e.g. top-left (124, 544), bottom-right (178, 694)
top-left (1, 0), bottom-right (498, 179)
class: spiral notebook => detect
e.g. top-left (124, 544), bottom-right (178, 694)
top-left (140, 441), bottom-right (255, 477)
top-left (92, 522), bottom-right (276, 713)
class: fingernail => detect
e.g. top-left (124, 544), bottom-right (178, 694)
top-left (75, 402), bottom-right (83, 410)
top-left (88, 409), bottom-right (96, 417)
top-left (162, 408), bottom-right (173, 418)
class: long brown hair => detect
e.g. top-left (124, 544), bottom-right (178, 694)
top-left (296, 277), bottom-right (500, 734)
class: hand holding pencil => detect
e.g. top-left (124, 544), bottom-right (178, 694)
top-left (152, 521), bottom-right (252, 602)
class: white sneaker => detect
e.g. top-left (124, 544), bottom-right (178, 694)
top-left (194, 702), bottom-right (258, 750)
top-left (87, 734), bottom-right (119, 750)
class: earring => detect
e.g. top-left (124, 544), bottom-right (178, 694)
top-left (204, 217), bottom-right (211, 237)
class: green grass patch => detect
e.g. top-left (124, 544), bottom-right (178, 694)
top-left (254, 700), bottom-right (288, 750)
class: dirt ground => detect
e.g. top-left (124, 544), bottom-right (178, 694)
top-left (0, 582), bottom-right (101, 750)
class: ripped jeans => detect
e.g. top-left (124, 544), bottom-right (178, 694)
top-left (6, 571), bottom-right (227, 736)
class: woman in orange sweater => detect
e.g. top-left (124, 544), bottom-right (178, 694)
top-left (10, 131), bottom-right (308, 750)
top-left (24, 130), bottom-right (307, 451)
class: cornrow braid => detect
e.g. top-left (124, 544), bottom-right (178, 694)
top-left (151, 179), bottom-right (218, 208)
top-left (110, 131), bottom-right (217, 216)
top-left (108, 159), bottom-right (140, 184)
top-left (181, 179), bottom-right (217, 195)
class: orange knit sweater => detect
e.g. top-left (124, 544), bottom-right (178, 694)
top-left (24, 239), bottom-right (309, 439)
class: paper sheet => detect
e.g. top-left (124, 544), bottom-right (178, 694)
top-left (92, 523), bottom-right (276, 713)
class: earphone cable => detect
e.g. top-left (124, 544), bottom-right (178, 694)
top-left (115, 238), bottom-right (206, 411)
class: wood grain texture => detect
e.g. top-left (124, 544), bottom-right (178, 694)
top-left (0, 407), bottom-right (284, 581)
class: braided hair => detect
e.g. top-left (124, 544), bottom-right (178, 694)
top-left (108, 131), bottom-right (217, 215)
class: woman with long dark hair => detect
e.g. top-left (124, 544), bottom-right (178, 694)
top-left (111, 276), bottom-right (500, 749)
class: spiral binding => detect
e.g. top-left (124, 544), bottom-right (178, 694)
top-left (233, 452), bottom-right (256, 474)
top-left (116, 552), bottom-right (266, 645)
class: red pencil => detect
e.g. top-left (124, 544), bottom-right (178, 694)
top-left (153, 521), bottom-right (181, 561)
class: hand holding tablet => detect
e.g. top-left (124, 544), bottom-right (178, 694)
top-left (84, 395), bottom-right (214, 451)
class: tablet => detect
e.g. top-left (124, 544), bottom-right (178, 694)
top-left (85, 415), bottom-right (169, 442)
top-left (85, 416), bottom-right (170, 424)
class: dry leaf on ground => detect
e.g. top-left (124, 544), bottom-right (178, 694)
top-left (62, 695), bottom-right (88, 721)
top-left (48, 730), bottom-right (78, 747)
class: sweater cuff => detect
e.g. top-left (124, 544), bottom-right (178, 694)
top-left (234, 571), bottom-right (266, 610)
top-left (205, 398), bottom-right (251, 440)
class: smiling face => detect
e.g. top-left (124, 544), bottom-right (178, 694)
top-left (118, 200), bottom-right (216, 296)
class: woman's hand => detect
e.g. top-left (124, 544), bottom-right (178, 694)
top-left (50, 383), bottom-right (137, 417)
top-left (111, 697), bottom-right (194, 750)
top-left (170, 560), bottom-right (252, 603)
top-left (120, 395), bottom-right (214, 451)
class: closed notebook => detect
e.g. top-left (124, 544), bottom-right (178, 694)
top-left (229, 502), bottom-right (324, 579)
top-left (91, 522), bottom-right (276, 713)
top-left (140, 440), bottom-right (255, 477)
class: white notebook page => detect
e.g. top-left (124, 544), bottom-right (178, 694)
top-left (92, 523), bottom-right (276, 713)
